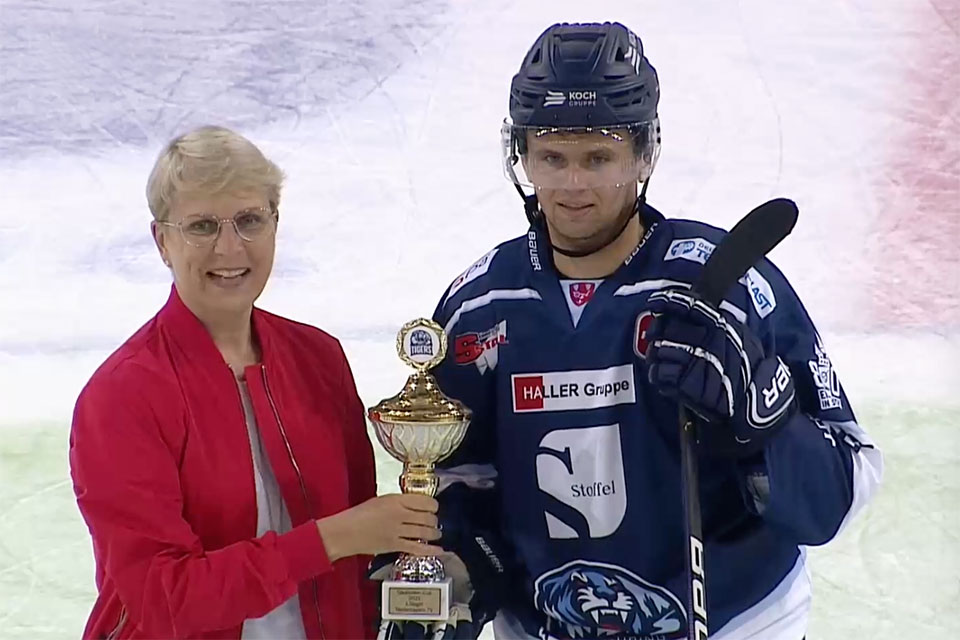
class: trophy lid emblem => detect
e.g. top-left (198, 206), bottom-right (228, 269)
top-left (397, 319), bottom-right (446, 372)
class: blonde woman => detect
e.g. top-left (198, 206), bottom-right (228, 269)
top-left (70, 126), bottom-right (441, 639)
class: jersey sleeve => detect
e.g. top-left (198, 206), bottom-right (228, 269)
top-left (427, 283), bottom-right (524, 617)
top-left (736, 261), bottom-right (884, 546)
top-left (431, 288), bottom-right (500, 516)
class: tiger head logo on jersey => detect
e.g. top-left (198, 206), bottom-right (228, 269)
top-left (534, 561), bottom-right (685, 638)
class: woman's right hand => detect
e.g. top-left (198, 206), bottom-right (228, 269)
top-left (316, 494), bottom-right (443, 562)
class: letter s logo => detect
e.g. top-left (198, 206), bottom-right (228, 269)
top-left (535, 424), bottom-right (627, 539)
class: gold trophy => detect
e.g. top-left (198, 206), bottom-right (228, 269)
top-left (368, 318), bottom-right (472, 621)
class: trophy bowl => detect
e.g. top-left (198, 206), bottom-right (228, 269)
top-left (369, 371), bottom-right (471, 494)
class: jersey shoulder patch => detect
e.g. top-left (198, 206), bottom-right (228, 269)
top-left (663, 220), bottom-right (777, 319)
top-left (442, 246), bottom-right (500, 307)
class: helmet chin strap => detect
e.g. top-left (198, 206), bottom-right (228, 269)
top-left (523, 178), bottom-right (651, 259)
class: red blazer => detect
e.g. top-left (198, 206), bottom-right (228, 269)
top-left (70, 286), bottom-right (378, 639)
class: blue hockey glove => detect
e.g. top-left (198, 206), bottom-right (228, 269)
top-left (644, 288), bottom-right (797, 450)
top-left (369, 551), bottom-right (489, 640)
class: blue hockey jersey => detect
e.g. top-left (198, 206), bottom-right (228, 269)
top-left (430, 205), bottom-right (882, 640)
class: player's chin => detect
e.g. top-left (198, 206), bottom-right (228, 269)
top-left (553, 215), bottom-right (608, 238)
top-left (548, 209), bottom-right (594, 231)
top-left (551, 227), bottom-right (609, 254)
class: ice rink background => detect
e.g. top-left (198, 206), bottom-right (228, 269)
top-left (1, 0), bottom-right (958, 637)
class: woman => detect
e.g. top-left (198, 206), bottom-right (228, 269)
top-left (70, 125), bottom-right (441, 639)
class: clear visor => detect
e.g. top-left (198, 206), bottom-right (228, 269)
top-left (501, 118), bottom-right (660, 190)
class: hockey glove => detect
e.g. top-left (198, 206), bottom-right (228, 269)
top-left (644, 288), bottom-right (797, 451)
top-left (369, 551), bottom-right (488, 640)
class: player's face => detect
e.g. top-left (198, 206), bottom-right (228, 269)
top-left (525, 131), bottom-right (641, 252)
top-left (153, 190), bottom-right (276, 322)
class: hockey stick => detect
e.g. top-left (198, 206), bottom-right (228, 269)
top-left (679, 198), bottom-right (799, 640)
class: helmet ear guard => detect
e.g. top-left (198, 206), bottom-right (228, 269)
top-left (502, 130), bottom-right (541, 225)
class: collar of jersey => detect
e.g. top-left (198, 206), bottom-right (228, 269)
top-left (530, 203), bottom-right (668, 283)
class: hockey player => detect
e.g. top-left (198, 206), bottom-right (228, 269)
top-left (377, 22), bottom-right (882, 640)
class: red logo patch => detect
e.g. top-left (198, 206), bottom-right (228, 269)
top-left (454, 334), bottom-right (484, 364)
top-left (513, 375), bottom-right (545, 411)
top-left (454, 321), bottom-right (508, 373)
top-left (634, 311), bottom-right (656, 358)
top-left (569, 282), bottom-right (597, 307)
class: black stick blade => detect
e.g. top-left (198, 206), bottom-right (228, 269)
top-left (695, 198), bottom-right (799, 306)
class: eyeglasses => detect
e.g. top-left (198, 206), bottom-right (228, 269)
top-left (159, 207), bottom-right (278, 248)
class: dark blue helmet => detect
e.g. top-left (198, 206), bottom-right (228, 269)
top-left (502, 23), bottom-right (661, 196)
top-left (509, 22), bottom-right (659, 128)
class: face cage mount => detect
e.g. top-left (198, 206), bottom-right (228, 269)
top-left (509, 121), bottom-right (660, 156)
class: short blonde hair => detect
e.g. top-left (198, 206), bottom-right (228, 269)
top-left (146, 125), bottom-right (284, 221)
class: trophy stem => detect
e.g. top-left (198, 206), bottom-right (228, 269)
top-left (400, 461), bottom-right (438, 497)
top-left (397, 461), bottom-right (445, 583)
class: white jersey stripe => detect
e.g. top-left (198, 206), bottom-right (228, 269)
top-left (710, 550), bottom-right (811, 640)
top-left (444, 288), bottom-right (542, 335)
top-left (614, 279), bottom-right (748, 323)
top-left (614, 278), bottom-right (691, 296)
top-left (436, 463), bottom-right (499, 493)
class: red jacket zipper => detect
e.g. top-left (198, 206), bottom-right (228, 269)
top-left (260, 365), bottom-right (326, 640)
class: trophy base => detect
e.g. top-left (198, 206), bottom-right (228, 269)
top-left (380, 578), bottom-right (451, 621)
